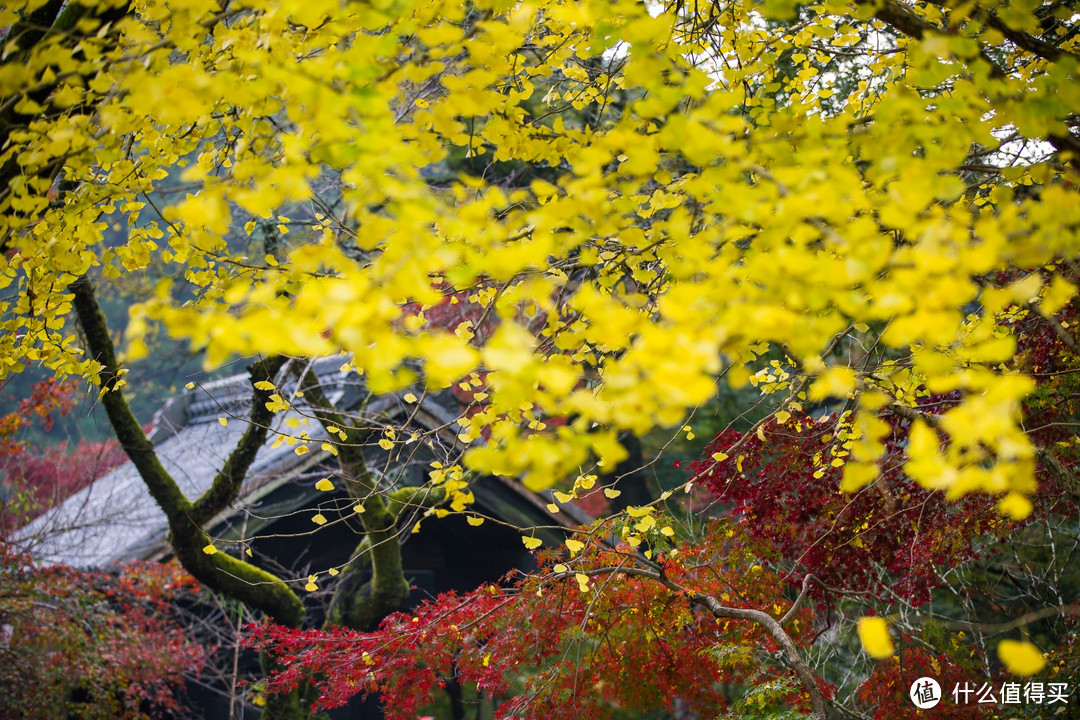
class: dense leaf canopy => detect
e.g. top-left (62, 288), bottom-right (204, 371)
top-left (2, 0), bottom-right (1077, 503)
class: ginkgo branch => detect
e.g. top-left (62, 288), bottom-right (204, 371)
top-left (72, 275), bottom-right (304, 627)
top-left (292, 361), bottom-right (414, 631)
top-left (189, 355), bottom-right (288, 526)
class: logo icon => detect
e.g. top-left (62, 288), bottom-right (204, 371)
top-left (910, 677), bottom-right (942, 709)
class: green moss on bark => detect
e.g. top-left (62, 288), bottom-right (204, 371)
top-left (73, 276), bottom-right (304, 628)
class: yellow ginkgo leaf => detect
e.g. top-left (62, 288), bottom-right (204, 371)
top-left (998, 640), bottom-right (1046, 676)
top-left (378, 438), bottom-right (394, 450)
top-left (305, 581), bottom-right (318, 592)
top-left (603, 487), bottom-right (621, 499)
top-left (218, 417), bottom-right (228, 426)
top-left (565, 538), bottom-right (585, 555)
top-left (522, 536), bottom-right (542, 550)
top-left (312, 513), bottom-right (327, 525)
top-left (328, 568), bottom-right (339, 576)
top-left (404, 392), bottom-right (417, 403)
top-left (315, 478), bottom-right (334, 491)
top-left (466, 515), bottom-right (485, 526)
top-left (553, 563), bottom-right (568, 573)
top-left (997, 492), bottom-right (1032, 520)
top-left (202, 543), bottom-right (217, 555)
top-left (857, 617), bottom-right (894, 659)
top-left (810, 367), bottom-right (858, 400)
top-left (353, 503), bottom-right (365, 514)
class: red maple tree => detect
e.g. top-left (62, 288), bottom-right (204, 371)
top-left (0, 544), bottom-right (205, 719)
top-left (1, 379), bottom-right (127, 535)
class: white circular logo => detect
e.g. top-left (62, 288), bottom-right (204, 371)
top-left (909, 677), bottom-right (942, 709)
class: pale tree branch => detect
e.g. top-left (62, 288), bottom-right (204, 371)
top-left (574, 564), bottom-right (827, 719)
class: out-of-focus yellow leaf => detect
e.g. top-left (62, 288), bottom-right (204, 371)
top-left (998, 640), bottom-right (1045, 676)
top-left (857, 617), bottom-right (894, 659)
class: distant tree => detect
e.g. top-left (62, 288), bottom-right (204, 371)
top-left (0, 380), bottom-right (126, 536)
top-left (0, 544), bottom-right (205, 720)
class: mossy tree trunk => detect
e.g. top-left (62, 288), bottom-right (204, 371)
top-left (74, 279), bottom-right (441, 718)
top-left (293, 366), bottom-right (445, 632)
top-left (73, 278), bottom-right (312, 720)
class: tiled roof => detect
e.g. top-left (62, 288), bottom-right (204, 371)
top-left (15, 356), bottom-right (583, 566)
top-left (17, 357), bottom-right (367, 565)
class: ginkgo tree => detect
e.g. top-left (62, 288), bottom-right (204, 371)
top-left (1, 0), bottom-right (1079, 715)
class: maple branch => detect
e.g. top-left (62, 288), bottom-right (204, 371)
top-left (577, 564), bottom-right (827, 719)
top-left (939, 603), bottom-right (1080, 634)
top-left (779, 573), bottom-right (876, 627)
top-left (693, 590), bottom-right (827, 719)
top-left (780, 574), bottom-right (815, 627)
